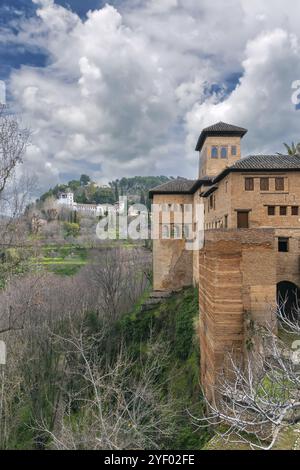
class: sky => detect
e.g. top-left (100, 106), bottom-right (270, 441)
top-left (1, 0), bottom-right (300, 190)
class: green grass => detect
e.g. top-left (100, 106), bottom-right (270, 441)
top-left (31, 241), bottom-right (146, 276)
top-left (32, 244), bottom-right (88, 276)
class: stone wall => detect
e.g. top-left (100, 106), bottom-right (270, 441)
top-left (199, 229), bottom-right (277, 400)
top-left (152, 193), bottom-right (194, 291)
top-left (199, 136), bottom-right (242, 178)
top-left (275, 228), bottom-right (300, 286)
top-left (204, 171), bottom-right (300, 231)
top-left (153, 238), bottom-right (193, 291)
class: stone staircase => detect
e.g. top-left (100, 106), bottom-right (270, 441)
top-left (140, 290), bottom-right (173, 312)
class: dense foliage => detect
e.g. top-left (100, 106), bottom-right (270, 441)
top-left (118, 287), bottom-right (210, 449)
top-left (0, 275), bottom-right (211, 450)
top-left (38, 175), bottom-right (176, 207)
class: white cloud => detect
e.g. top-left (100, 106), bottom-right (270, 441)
top-left (4, 0), bottom-right (300, 188)
top-left (185, 28), bottom-right (300, 157)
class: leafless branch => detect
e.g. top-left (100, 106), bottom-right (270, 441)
top-left (192, 304), bottom-right (300, 450)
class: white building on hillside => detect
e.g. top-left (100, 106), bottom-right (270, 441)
top-left (57, 192), bottom-right (125, 217)
top-left (57, 192), bottom-right (74, 206)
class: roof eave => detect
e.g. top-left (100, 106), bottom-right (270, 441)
top-left (195, 130), bottom-right (248, 152)
top-left (201, 185), bottom-right (218, 198)
top-left (149, 178), bottom-right (213, 198)
top-left (213, 166), bottom-right (300, 184)
top-left (149, 190), bottom-right (192, 198)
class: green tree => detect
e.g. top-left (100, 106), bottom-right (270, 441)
top-left (68, 180), bottom-right (81, 192)
top-left (80, 174), bottom-right (91, 186)
top-left (278, 142), bottom-right (300, 156)
top-left (63, 222), bottom-right (80, 238)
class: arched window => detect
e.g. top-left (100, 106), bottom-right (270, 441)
top-left (277, 281), bottom-right (300, 321)
top-left (173, 204), bottom-right (181, 213)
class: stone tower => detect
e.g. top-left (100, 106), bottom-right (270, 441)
top-left (196, 121), bottom-right (248, 178)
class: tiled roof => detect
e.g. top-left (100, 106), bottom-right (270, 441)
top-left (149, 177), bottom-right (212, 197)
top-left (149, 179), bottom-right (197, 196)
top-left (150, 154), bottom-right (300, 197)
top-left (213, 154), bottom-right (300, 184)
top-left (202, 122), bottom-right (248, 134)
top-left (195, 121), bottom-right (248, 151)
top-left (230, 154), bottom-right (300, 170)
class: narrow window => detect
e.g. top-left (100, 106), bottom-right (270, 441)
top-left (292, 206), bottom-right (299, 216)
top-left (268, 206), bottom-right (275, 216)
top-left (278, 237), bottom-right (289, 252)
top-left (260, 178), bottom-right (269, 191)
top-left (245, 177), bottom-right (254, 191)
top-left (224, 215), bottom-right (228, 228)
top-left (211, 146), bottom-right (218, 158)
top-left (275, 177), bottom-right (284, 191)
top-left (231, 145), bottom-right (237, 156)
top-left (225, 181), bottom-right (228, 193)
top-left (280, 206), bottom-right (287, 216)
top-left (162, 225), bottom-right (170, 239)
top-left (221, 147), bottom-right (227, 159)
top-left (183, 225), bottom-right (190, 239)
top-left (209, 195), bottom-right (214, 209)
top-left (173, 225), bottom-right (181, 239)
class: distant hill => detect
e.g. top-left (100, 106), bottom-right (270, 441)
top-left (38, 175), bottom-right (178, 207)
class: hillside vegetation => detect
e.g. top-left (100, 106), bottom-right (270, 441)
top-left (37, 175), bottom-right (175, 207)
top-left (119, 287), bottom-right (211, 449)
top-left (0, 246), bottom-right (211, 451)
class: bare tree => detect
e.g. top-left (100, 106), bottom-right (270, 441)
top-left (193, 303), bottom-right (300, 450)
top-left (42, 196), bottom-right (59, 222)
top-left (0, 174), bottom-right (37, 246)
top-left (0, 105), bottom-right (29, 198)
top-left (88, 247), bottom-right (151, 321)
top-left (0, 105), bottom-right (31, 284)
top-left (33, 330), bottom-right (174, 450)
top-left (0, 246), bottom-right (152, 448)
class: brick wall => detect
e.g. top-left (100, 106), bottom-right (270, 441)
top-left (199, 136), bottom-right (241, 178)
top-left (204, 171), bottom-right (300, 231)
top-left (199, 229), bottom-right (277, 400)
top-left (152, 194), bottom-right (194, 291)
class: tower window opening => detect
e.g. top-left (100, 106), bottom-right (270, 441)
top-left (211, 146), bottom-right (218, 158)
top-left (278, 237), bottom-right (289, 252)
top-left (221, 147), bottom-right (228, 159)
